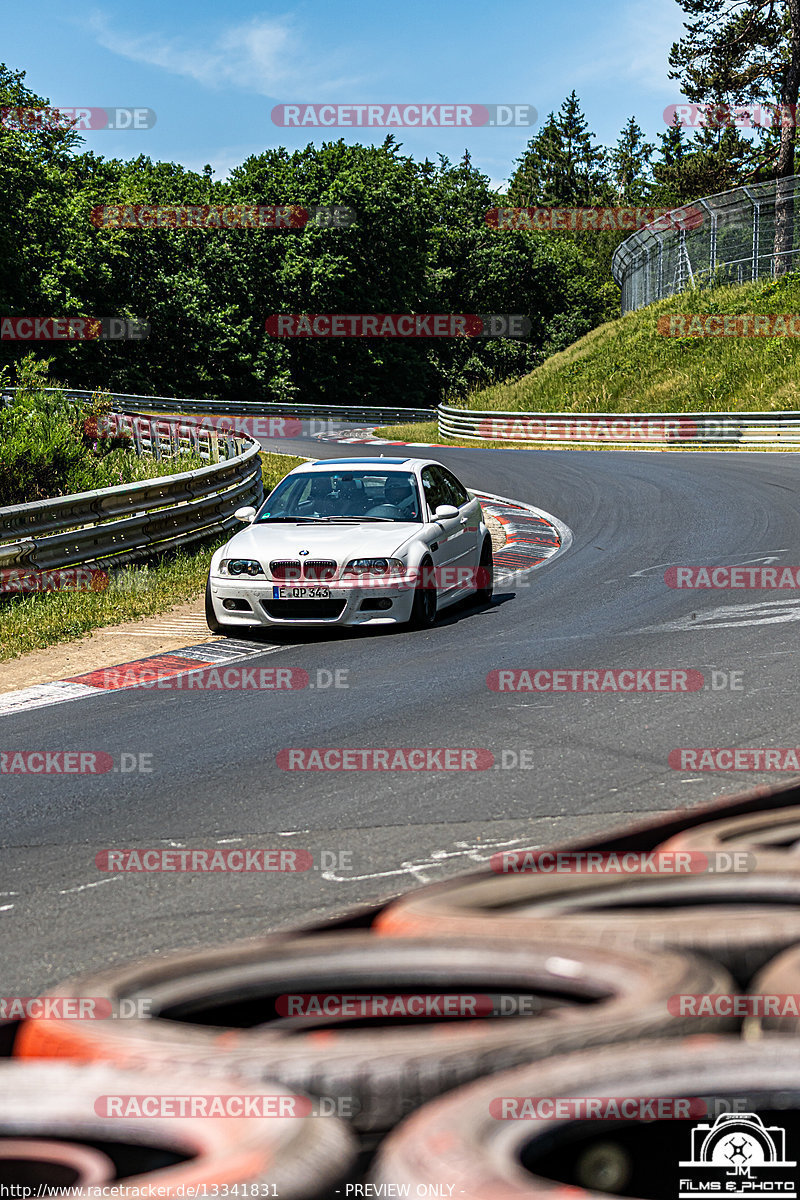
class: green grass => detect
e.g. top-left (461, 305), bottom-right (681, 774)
top-left (385, 275), bottom-right (800, 421)
top-left (0, 452), bottom-right (305, 662)
top-left (458, 274), bottom-right (800, 415)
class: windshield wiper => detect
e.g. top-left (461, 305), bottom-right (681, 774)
top-left (257, 517), bottom-right (326, 523)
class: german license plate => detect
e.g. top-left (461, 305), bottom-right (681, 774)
top-left (273, 586), bottom-right (331, 599)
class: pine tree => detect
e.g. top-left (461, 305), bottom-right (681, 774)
top-left (608, 117), bottom-right (655, 203)
top-left (651, 117), bottom-right (752, 204)
top-left (668, 0), bottom-right (800, 269)
top-left (507, 93), bottom-right (607, 207)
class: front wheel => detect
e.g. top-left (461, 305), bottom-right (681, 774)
top-left (205, 576), bottom-right (234, 636)
top-left (408, 559), bottom-right (438, 628)
top-left (475, 538), bottom-right (494, 604)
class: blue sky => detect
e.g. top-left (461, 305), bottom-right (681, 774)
top-left (4, 0), bottom-right (692, 189)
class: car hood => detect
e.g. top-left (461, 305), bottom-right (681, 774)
top-left (223, 521), bottom-right (422, 564)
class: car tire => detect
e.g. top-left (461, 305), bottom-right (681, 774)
top-left (370, 1036), bottom-right (800, 1200)
top-left (408, 557), bottom-right (437, 628)
top-left (0, 1059), bottom-right (355, 1198)
top-left (657, 804), bottom-right (800, 873)
top-left (205, 576), bottom-right (236, 636)
top-left (744, 943), bottom-right (800, 1037)
top-left (475, 537), bottom-right (494, 603)
top-left (374, 865), bottom-right (800, 986)
top-left (12, 932), bottom-right (735, 1133)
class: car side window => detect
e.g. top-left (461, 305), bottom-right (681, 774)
top-left (440, 468), bottom-right (469, 507)
top-left (420, 467), bottom-right (448, 515)
top-left (429, 466), bottom-right (465, 509)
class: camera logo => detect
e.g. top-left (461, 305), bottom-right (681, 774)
top-left (680, 1113), bottom-right (796, 1198)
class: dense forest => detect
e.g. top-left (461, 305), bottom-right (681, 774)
top-left (2, 0), bottom-right (797, 408)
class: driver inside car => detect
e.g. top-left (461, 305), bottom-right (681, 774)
top-left (384, 478), bottom-right (418, 519)
top-left (303, 476), bottom-right (336, 516)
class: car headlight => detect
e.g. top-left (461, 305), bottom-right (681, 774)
top-left (219, 558), bottom-right (264, 577)
top-left (343, 557), bottom-right (405, 576)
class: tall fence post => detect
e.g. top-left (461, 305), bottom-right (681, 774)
top-left (741, 187), bottom-right (761, 281)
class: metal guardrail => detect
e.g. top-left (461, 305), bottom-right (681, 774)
top-left (439, 403), bottom-right (800, 447)
top-left (0, 408), bottom-right (263, 580)
top-left (612, 176), bottom-right (800, 314)
top-left (0, 385), bottom-right (435, 587)
top-left (1, 388), bottom-right (436, 424)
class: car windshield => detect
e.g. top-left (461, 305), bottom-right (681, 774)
top-left (255, 470), bottom-right (423, 522)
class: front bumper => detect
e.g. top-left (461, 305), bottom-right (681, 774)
top-left (208, 574), bottom-right (418, 627)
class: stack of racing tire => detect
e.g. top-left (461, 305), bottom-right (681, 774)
top-left (7, 778), bottom-right (800, 1198)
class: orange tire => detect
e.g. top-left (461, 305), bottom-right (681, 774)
top-left (14, 931), bottom-right (735, 1131)
top-left (0, 1059), bottom-right (355, 1197)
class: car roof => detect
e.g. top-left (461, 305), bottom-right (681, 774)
top-left (307, 457), bottom-right (413, 467)
top-left (294, 458), bottom-right (440, 473)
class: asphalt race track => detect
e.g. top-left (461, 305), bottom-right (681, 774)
top-left (3, 430), bottom-right (800, 994)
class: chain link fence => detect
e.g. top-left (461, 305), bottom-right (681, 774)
top-left (612, 176), bottom-right (800, 313)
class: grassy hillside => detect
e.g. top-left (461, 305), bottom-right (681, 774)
top-left (458, 274), bottom-right (800, 415)
top-left (381, 274), bottom-right (800, 444)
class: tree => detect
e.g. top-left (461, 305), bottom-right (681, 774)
top-left (651, 117), bottom-right (753, 203)
top-left (669, 0), bottom-right (800, 270)
top-left (508, 92), bottom-right (607, 207)
top-left (608, 118), bottom-right (655, 203)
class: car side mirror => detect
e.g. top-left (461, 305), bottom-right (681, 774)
top-left (432, 504), bottom-right (459, 521)
top-left (234, 506), bottom-right (257, 523)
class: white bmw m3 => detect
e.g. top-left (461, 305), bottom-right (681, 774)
top-left (205, 457), bottom-right (494, 632)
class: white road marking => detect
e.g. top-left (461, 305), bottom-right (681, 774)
top-left (58, 878), bottom-right (120, 895)
top-left (0, 681), bottom-right (103, 716)
top-left (321, 834), bottom-right (538, 883)
top-left (609, 552), bottom-right (792, 585)
top-left (636, 598), bottom-right (800, 632)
